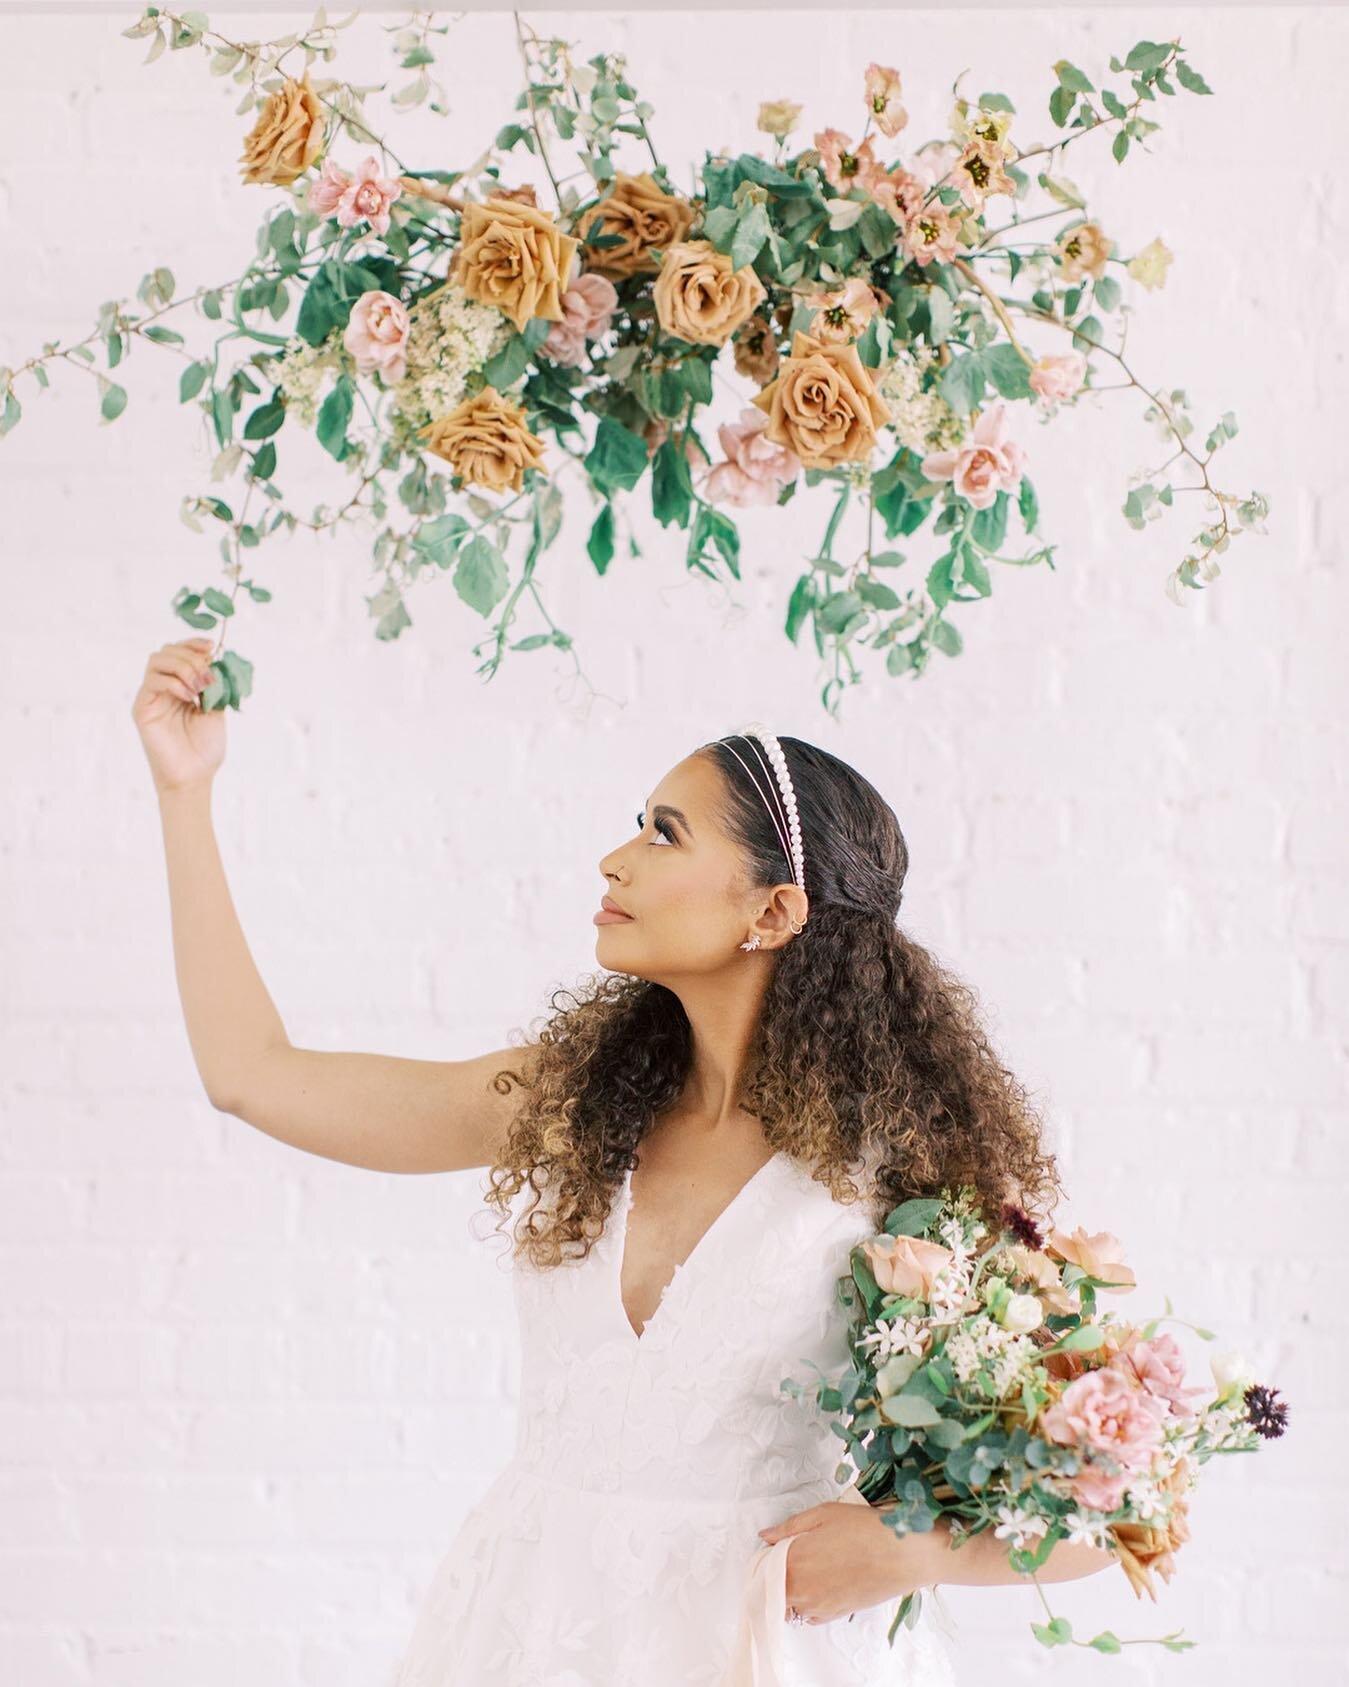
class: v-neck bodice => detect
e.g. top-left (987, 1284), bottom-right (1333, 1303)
top-left (507, 1150), bottom-right (881, 1504)
top-left (615, 1150), bottom-right (785, 1344)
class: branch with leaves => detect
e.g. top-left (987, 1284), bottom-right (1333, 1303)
top-left (0, 11), bottom-right (1267, 718)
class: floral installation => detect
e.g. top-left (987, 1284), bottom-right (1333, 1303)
top-left (779, 1187), bottom-right (1288, 1655)
top-left (0, 10), bottom-right (1269, 716)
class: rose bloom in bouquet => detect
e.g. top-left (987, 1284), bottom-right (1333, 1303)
top-left (780, 1186), bottom-right (1289, 1656)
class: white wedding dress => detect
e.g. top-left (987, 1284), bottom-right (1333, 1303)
top-left (386, 1150), bottom-right (961, 1685)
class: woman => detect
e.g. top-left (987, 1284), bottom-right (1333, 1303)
top-left (133, 637), bottom-right (1113, 1685)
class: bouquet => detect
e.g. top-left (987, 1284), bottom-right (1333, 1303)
top-left (1, 12), bottom-right (1269, 716)
top-left (780, 1186), bottom-right (1289, 1656)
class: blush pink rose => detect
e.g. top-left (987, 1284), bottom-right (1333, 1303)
top-left (1040, 1367), bottom-right (1168, 1475)
top-left (307, 153), bottom-right (403, 237)
top-left (1028, 350), bottom-right (1087, 405)
top-left (1069, 1460), bottom-right (1132, 1512)
top-left (542, 257), bottom-right (619, 367)
top-left (920, 402), bottom-right (1027, 510)
top-left (702, 407), bottom-right (800, 508)
top-left (343, 289), bottom-right (410, 383)
top-left (1113, 1331), bottom-right (1204, 1420)
top-left (860, 1231), bottom-right (955, 1300)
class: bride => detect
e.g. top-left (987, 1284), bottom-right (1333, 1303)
top-left (134, 638), bottom-right (1114, 1684)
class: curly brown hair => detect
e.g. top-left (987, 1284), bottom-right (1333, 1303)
top-left (482, 732), bottom-right (1065, 1268)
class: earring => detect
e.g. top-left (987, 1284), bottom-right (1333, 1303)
top-left (788, 918), bottom-right (804, 934)
top-left (739, 933), bottom-right (762, 952)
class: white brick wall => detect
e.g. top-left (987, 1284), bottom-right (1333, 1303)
top-left (1, 8), bottom-right (1343, 1684)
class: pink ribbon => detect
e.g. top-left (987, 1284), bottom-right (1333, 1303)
top-left (718, 1483), bottom-right (873, 1686)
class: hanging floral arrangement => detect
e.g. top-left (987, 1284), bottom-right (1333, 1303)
top-left (0, 9), bottom-right (1269, 717)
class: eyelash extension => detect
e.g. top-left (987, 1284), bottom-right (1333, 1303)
top-left (636, 810), bottom-right (676, 843)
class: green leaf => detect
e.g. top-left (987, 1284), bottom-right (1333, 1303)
top-left (585, 415), bottom-right (649, 496)
top-left (1055, 60), bottom-right (1095, 93)
top-left (411, 512), bottom-right (471, 569)
top-left (857, 576), bottom-right (900, 611)
top-left (1124, 40), bottom-right (1173, 72)
top-left (1088, 1630), bottom-right (1123, 1653)
top-left (651, 436), bottom-right (693, 528)
top-left (730, 200), bottom-right (773, 273)
top-left (700, 204), bottom-right (739, 252)
top-left (1030, 1615), bottom-right (1074, 1647)
top-left (939, 352), bottom-right (984, 415)
top-left (970, 492), bottom-right (1008, 553)
top-left (884, 1394), bottom-right (946, 1428)
top-left (316, 374), bottom-right (354, 460)
top-left (179, 361), bottom-right (209, 402)
top-left (587, 502), bottom-right (615, 572)
top-left (0, 389), bottom-right (20, 438)
top-left (142, 324), bottom-right (185, 347)
top-left (1174, 59), bottom-right (1214, 95)
top-left (211, 387), bottom-right (234, 448)
top-left (1093, 273), bottom-right (1122, 312)
top-left (1017, 476), bottom-right (1039, 534)
top-left (100, 382), bottom-right (128, 422)
top-left (1049, 84), bottom-right (1075, 128)
top-left (931, 617), bottom-right (963, 657)
top-left (981, 344), bottom-right (1033, 401)
top-left (1112, 130), bottom-right (1130, 164)
top-left (784, 574), bottom-right (814, 643)
top-left (243, 398), bottom-right (286, 440)
top-left (483, 332), bottom-right (534, 390)
top-left (453, 533), bottom-right (509, 615)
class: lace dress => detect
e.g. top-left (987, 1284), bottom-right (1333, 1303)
top-left (386, 1150), bottom-right (961, 1686)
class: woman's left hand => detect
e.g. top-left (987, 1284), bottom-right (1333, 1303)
top-left (758, 1500), bottom-right (930, 1625)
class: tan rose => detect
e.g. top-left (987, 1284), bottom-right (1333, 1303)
top-left (653, 239), bottom-right (768, 348)
top-left (452, 197), bottom-right (579, 334)
top-left (1055, 219), bottom-right (1113, 284)
top-left (1106, 1458), bottom-right (1193, 1602)
top-left (417, 387), bottom-right (548, 495)
top-left (238, 70), bottom-right (325, 187)
top-left (750, 328), bottom-right (892, 469)
top-left (732, 314), bottom-right (780, 384)
top-left (491, 183), bottom-right (539, 208)
top-left (574, 171), bottom-right (698, 280)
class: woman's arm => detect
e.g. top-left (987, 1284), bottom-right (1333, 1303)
top-left (158, 782), bottom-right (536, 1174)
top-left (138, 641), bottom-right (533, 1175)
top-left (878, 1507), bottom-right (1117, 1590)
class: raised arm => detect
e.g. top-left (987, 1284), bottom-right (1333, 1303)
top-left (133, 638), bottom-right (536, 1174)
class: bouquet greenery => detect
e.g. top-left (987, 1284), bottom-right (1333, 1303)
top-left (782, 1186), bottom-right (1288, 1655)
top-left (1, 11), bottom-right (1268, 715)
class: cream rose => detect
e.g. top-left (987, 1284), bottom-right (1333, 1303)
top-left (453, 198), bottom-right (579, 334)
top-left (749, 328), bottom-right (892, 469)
top-left (238, 70), bottom-right (326, 187)
top-left (757, 99), bottom-right (804, 139)
top-left (653, 239), bottom-right (768, 347)
top-left (417, 387), bottom-right (548, 495)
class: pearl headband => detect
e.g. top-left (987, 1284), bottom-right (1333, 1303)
top-left (720, 722), bottom-right (806, 892)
